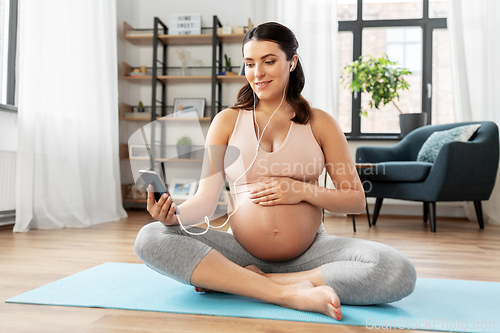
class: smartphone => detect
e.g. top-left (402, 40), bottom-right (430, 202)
top-left (138, 169), bottom-right (180, 214)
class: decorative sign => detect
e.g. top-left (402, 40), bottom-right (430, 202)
top-left (169, 14), bottom-right (201, 35)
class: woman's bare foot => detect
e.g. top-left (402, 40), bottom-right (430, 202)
top-left (283, 280), bottom-right (342, 320)
top-left (194, 265), bottom-right (265, 293)
top-left (195, 266), bottom-right (342, 320)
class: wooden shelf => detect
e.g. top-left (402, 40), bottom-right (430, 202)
top-left (158, 75), bottom-right (212, 83)
top-left (159, 34), bottom-right (213, 45)
top-left (121, 64), bottom-right (247, 84)
top-left (123, 74), bottom-right (247, 84)
top-left (123, 22), bottom-right (245, 45)
top-left (217, 75), bottom-right (247, 83)
top-left (120, 103), bottom-right (213, 121)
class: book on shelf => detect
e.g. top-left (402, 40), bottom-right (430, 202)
top-left (128, 72), bottom-right (150, 77)
top-left (217, 71), bottom-right (240, 76)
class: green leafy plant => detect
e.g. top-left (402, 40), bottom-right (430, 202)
top-left (176, 135), bottom-right (192, 146)
top-left (342, 54), bottom-right (411, 116)
top-left (137, 101), bottom-right (145, 112)
top-left (224, 54), bottom-right (231, 68)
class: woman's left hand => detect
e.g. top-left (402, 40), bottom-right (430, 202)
top-left (249, 177), bottom-right (304, 206)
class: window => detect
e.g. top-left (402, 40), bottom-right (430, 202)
top-left (0, 0), bottom-right (18, 110)
top-left (337, 0), bottom-right (451, 139)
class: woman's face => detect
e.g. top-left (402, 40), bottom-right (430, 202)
top-left (243, 40), bottom-right (293, 103)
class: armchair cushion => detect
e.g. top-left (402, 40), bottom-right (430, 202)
top-left (361, 161), bottom-right (433, 182)
top-left (416, 124), bottom-right (481, 163)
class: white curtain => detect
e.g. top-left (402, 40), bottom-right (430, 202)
top-left (448, 0), bottom-right (500, 224)
top-left (15, 0), bottom-right (127, 232)
top-left (251, 0), bottom-right (338, 118)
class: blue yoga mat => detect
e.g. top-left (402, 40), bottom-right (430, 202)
top-left (6, 263), bottom-right (500, 332)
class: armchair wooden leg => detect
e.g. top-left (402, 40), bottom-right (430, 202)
top-left (372, 198), bottom-right (384, 225)
top-left (473, 201), bottom-right (485, 229)
top-left (429, 202), bottom-right (437, 232)
top-left (423, 201), bottom-right (429, 223)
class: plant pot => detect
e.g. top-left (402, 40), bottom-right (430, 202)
top-left (176, 145), bottom-right (192, 159)
top-left (399, 113), bottom-right (428, 138)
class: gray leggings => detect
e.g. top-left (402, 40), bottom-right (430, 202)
top-left (134, 222), bottom-right (416, 305)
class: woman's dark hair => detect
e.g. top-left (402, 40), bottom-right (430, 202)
top-left (231, 22), bottom-right (311, 124)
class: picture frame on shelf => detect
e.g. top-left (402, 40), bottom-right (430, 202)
top-left (173, 98), bottom-right (206, 118)
top-left (169, 179), bottom-right (197, 200)
top-left (129, 144), bottom-right (160, 159)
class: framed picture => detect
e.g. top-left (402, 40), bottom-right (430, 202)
top-left (169, 178), bottom-right (197, 200)
top-left (129, 144), bottom-right (160, 159)
top-left (173, 98), bottom-right (205, 118)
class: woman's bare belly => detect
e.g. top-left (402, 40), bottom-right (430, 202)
top-left (229, 191), bottom-right (323, 261)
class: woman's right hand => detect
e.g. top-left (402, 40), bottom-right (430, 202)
top-left (147, 185), bottom-right (179, 226)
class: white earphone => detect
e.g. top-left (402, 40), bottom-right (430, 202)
top-left (175, 84), bottom-right (288, 236)
top-left (290, 60), bottom-right (295, 72)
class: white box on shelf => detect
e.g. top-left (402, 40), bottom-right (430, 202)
top-left (169, 14), bottom-right (201, 35)
top-left (170, 21), bottom-right (201, 30)
top-left (169, 28), bottom-right (201, 35)
top-left (169, 13), bottom-right (201, 23)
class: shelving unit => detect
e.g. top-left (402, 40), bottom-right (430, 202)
top-left (120, 16), bottom-right (246, 207)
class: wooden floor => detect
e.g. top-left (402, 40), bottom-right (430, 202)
top-left (1, 210), bottom-right (499, 333)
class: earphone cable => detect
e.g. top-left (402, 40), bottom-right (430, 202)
top-left (175, 83), bottom-right (288, 235)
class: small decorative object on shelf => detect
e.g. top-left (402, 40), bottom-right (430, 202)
top-left (224, 54), bottom-right (232, 73)
top-left (169, 13), bottom-right (201, 35)
top-left (173, 98), bottom-right (205, 118)
top-left (247, 18), bottom-right (254, 31)
top-left (129, 68), bottom-right (149, 77)
top-left (175, 47), bottom-right (191, 76)
top-left (170, 178), bottom-right (197, 200)
top-left (123, 184), bottom-right (147, 200)
top-left (176, 135), bottom-right (193, 159)
top-left (129, 144), bottom-right (160, 159)
top-left (137, 101), bottom-right (145, 113)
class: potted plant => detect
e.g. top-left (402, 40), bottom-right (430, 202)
top-left (137, 101), bottom-right (145, 113)
top-left (224, 54), bottom-right (232, 73)
top-left (176, 135), bottom-right (192, 159)
top-left (342, 54), bottom-right (427, 137)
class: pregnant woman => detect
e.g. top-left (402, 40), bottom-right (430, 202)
top-left (135, 22), bottom-right (416, 320)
